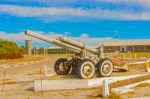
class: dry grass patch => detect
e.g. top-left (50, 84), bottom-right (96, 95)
top-left (12, 56), bottom-right (42, 62)
top-left (27, 70), bottom-right (42, 75)
top-left (31, 92), bottom-right (43, 96)
top-left (128, 91), bottom-right (135, 95)
top-left (0, 60), bottom-right (8, 64)
top-left (2, 79), bottom-right (16, 84)
top-left (136, 83), bottom-right (150, 87)
top-left (0, 56), bottom-right (42, 65)
top-left (109, 93), bottom-right (122, 99)
top-left (109, 74), bottom-right (150, 89)
top-left (144, 93), bottom-right (150, 96)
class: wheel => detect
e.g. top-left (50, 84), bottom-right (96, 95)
top-left (54, 58), bottom-right (71, 75)
top-left (76, 59), bottom-right (95, 79)
top-left (97, 59), bottom-right (113, 77)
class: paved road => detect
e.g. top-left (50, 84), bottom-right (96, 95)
top-left (0, 56), bottom-right (58, 79)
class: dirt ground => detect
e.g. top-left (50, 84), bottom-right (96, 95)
top-left (121, 84), bottom-right (150, 99)
top-left (0, 55), bottom-right (149, 99)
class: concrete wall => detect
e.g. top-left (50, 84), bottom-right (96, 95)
top-left (47, 49), bottom-right (73, 54)
top-left (31, 48), bottom-right (73, 55)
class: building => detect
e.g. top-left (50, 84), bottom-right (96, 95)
top-left (31, 46), bottom-right (73, 55)
top-left (25, 40), bottom-right (150, 55)
top-left (25, 40), bottom-right (32, 55)
top-left (101, 40), bottom-right (150, 53)
top-left (31, 47), bottom-right (48, 55)
top-left (47, 46), bottom-right (73, 54)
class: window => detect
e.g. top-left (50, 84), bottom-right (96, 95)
top-left (135, 47), bottom-right (138, 49)
top-left (140, 47), bottom-right (144, 49)
top-left (147, 46), bottom-right (150, 49)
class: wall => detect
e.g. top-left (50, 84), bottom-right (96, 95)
top-left (104, 45), bottom-right (150, 53)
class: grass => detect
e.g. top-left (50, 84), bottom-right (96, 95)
top-left (144, 93), bottom-right (150, 96)
top-left (61, 92), bottom-right (73, 96)
top-left (29, 54), bottom-right (74, 58)
top-left (128, 91), bottom-right (135, 95)
top-left (108, 74), bottom-right (150, 90)
top-left (0, 60), bottom-right (8, 64)
top-left (2, 79), bottom-right (16, 84)
top-left (0, 54), bottom-right (74, 65)
top-left (0, 55), bottom-right (43, 65)
top-left (26, 97), bottom-right (30, 99)
top-left (31, 92), bottom-right (43, 96)
top-left (109, 93), bottom-right (123, 99)
top-left (13, 56), bottom-right (42, 62)
top-left (136, 83), bottom-right (150, 87)
top-left (27, 70), bottom-right (42, 75)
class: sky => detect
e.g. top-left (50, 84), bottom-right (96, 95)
top-left (0, 0), bottom-right (150, 48)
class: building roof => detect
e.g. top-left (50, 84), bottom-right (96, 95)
top-left (100, 40), bottom-right (150, 46)
top-left (48, 46), bottom-right (97, 49)
top-left (47, 46), bottom-right (63, 49)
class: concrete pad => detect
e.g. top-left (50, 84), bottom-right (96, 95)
top-left (34, 73), bottom-right (150, 92)
top-left (13, 64), bottom-right (20, 67)
top-left (23, 63), bottom-right (28, 65)
top-left (111, 87), bottom-right (134, 94)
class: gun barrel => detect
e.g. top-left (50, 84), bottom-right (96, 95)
top-left (25, 30), bottom-right (53, 43)
top-left (58, 36), bottom-right (97, 53)
top-left (25, 30), bottom-right (81, 53)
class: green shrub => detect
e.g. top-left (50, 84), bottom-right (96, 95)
top-left (0, 39), bottom-right (23, 59)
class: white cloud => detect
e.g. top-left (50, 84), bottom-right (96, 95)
top-left (1, 0), bottom-right (150, 10)
top-left (0, 31), bottom-right (125, 48)
top-left (97, 0), bottom-right (150, 5)
top-left (74, 33), bottom-right (123, 46)
top-left (0, 31), bottom-right (63, 48)
top-left (97, 0), bottom-right (150, 9)
top-left (1, 5), bottom-right (150, 21)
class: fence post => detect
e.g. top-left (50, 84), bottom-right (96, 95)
top-left (102, 79), bottom-right (110, 98)
top-left (2, 67), bottom-right (7, 92)
top-left (40, 68), bottom-right (43, 96)
top-left (145, 61), bottom-right (150, 72)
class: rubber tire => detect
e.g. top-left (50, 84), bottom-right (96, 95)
top-left (76, 59), bottom-right (95, 79)
top-left (54, 58), bottom-right (71, 75)
top-left (97, 59), bottom-right (113, 77)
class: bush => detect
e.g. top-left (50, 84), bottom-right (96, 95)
top-left (0, 39), bottom-right (23, 59)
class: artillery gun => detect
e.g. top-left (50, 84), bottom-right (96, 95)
top-left (25, 30), bottom-right (114, 79)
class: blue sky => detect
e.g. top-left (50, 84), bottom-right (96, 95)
top-left (0, 0), bottom-right (150, 47)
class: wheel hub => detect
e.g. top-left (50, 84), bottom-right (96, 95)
top-left (102, 63), bottom-right (111, 74)
top-left (59, 63), bottom-right (66, 72)
top-left (82, 64), bottom-right (92, 76)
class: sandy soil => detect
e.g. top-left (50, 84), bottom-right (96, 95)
top-left (0, 56), bottom-right (149, 99)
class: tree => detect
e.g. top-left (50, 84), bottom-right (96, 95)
top-left (0, 39), bottom-right (23, 59)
